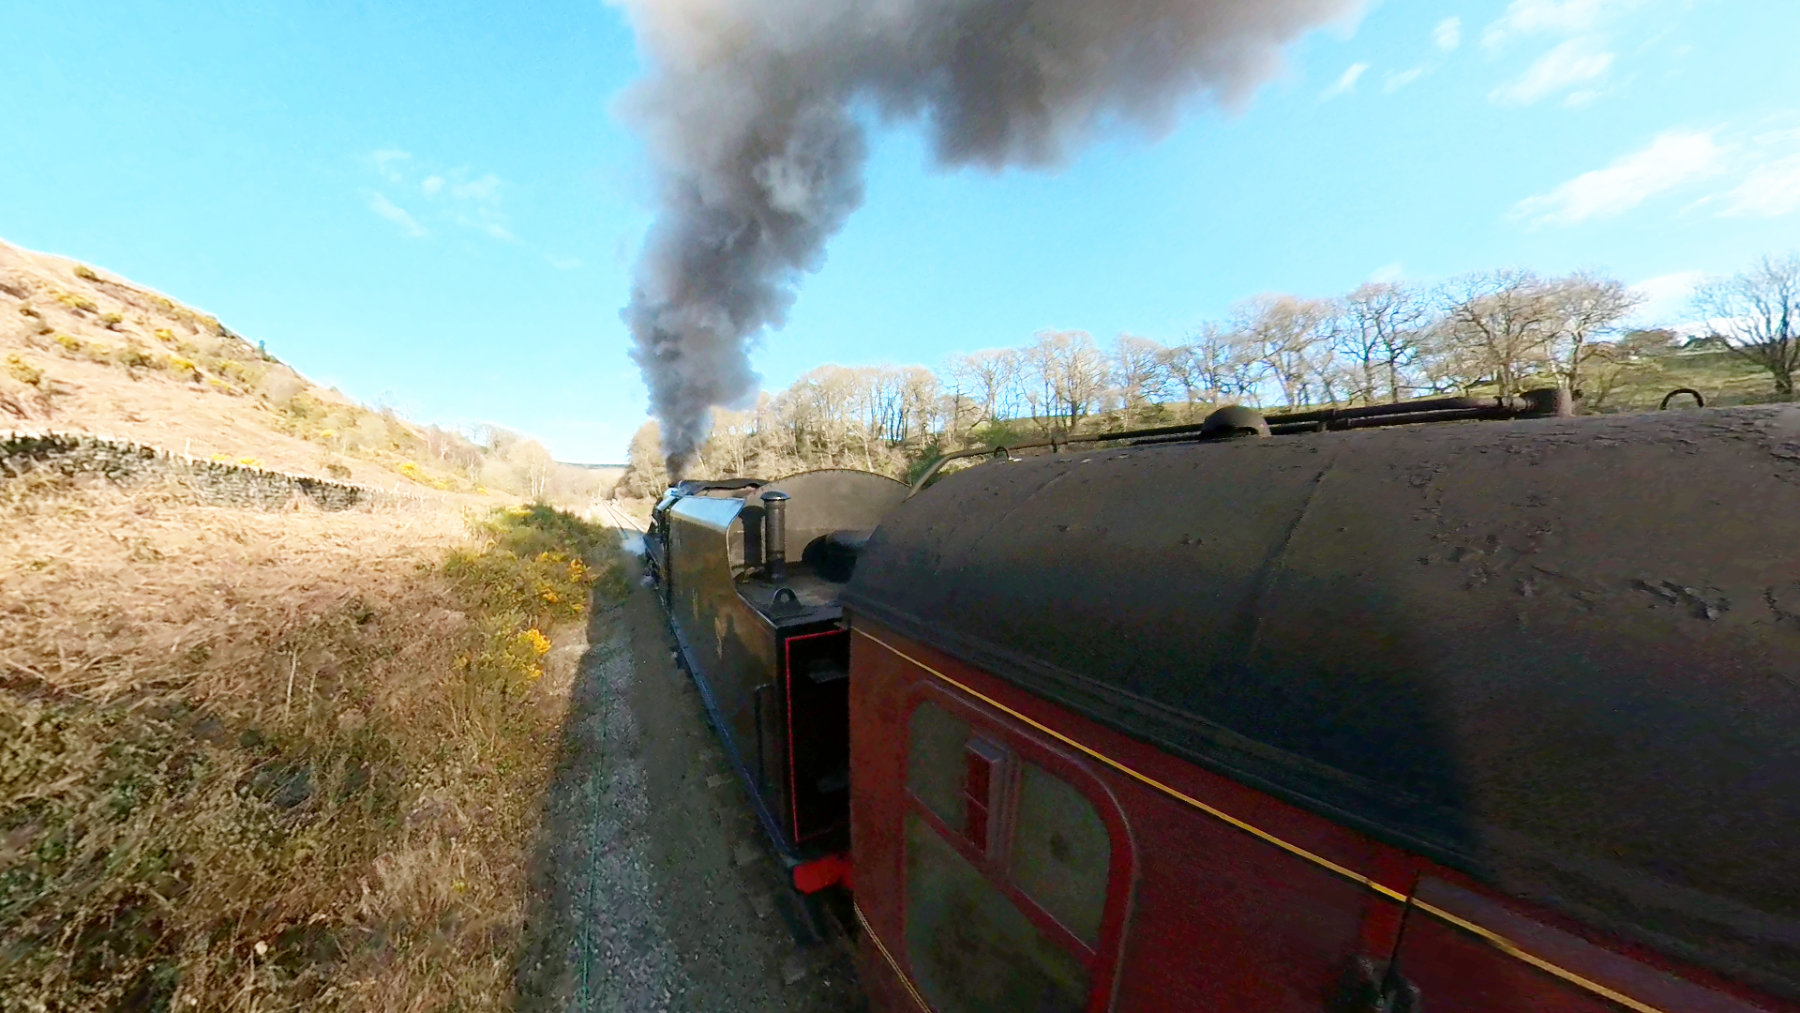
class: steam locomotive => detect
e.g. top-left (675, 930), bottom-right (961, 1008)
top-left (642, 393), bottom-right (1800, 1013)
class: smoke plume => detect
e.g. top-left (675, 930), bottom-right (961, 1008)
top-left (614, 0), bottom-right (1362, 474)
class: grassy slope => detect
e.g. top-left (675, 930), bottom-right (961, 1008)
top-left (0, 237), bottom-right (632, 1009)
top-left (0, 238), bottom-right (497, 495)
top-left (0, 474), bottom-right (627, 1010)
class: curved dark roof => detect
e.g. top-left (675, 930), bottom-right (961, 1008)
top-left (844, 407), bottom-right (1800, 1000)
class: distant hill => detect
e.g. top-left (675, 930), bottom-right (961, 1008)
top-left (0, 238), bottom-right (602, 504)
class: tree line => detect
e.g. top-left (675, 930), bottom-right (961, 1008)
top-left (615, 253), bottom-right (1800, 496)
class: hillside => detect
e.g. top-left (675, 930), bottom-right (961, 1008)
top-left (0, 239), bottom-right (643, 1008)
top-left (0, 238), bottom-right (600, 504)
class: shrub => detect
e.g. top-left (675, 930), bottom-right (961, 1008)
top-left (152, 327), bottom-right (177, 345)
top-left (53, 291), bottom-right (97, 313)
top-left (113, 345), bottom-right (156, 370)
top-left (216, 359), bottom-right (263, 386)
top-left (5, 354), bottom-right (43, 386)
top-left (53, 334), bottom-right (82, 354)
top-left (236, 457), bottom-right (263, 468)
top-left (72, 264), bottom-right (98, 281)
top-left (100, 312), bottom-right (124, 329)
top-left (323, 461), bottom-right (352, 479)
top-left (443, 505), bottom-right (625, 694)
top-left (18, 306), bottom-right (40, 319)
top-left (168, 357), bottom-right (201, 381)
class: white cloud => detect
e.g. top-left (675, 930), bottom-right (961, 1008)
top-left (1368, 262), bottom-right (1406, 283)
top-left (447, 173), bottom-right (503, 203)
top-left (367, 193), bottom-right (427, 237)
top-left (372, 148), bottom-right (411, 183)
top-left (1321, 62), bottom-right (1370, 100)
top-left (1718, 153), bottom-right (1800, 218)
top-left (1629, 270), bottom-right (1706, 326)
top-left (1482, 0), bottom-right (1645, 49)
top-left (1434, 17), bottom-right (1463, 52)
top-left (1490, 38), bottom-right (1615, 105)
top-left (1513, 129), bottom-right (1725, 226)
top-left (1384, 67), bottom-right (1426, 92)
top-left (471, 220), bottom-right (518, 242)
top-left (366, 155), bottom-right (516, 242)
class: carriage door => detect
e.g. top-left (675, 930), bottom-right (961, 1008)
top-left (901, 693), bottom-right (1132, 1013)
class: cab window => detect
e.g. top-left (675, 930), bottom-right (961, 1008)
top-left (902, 699), bottom-right (1118, 1013)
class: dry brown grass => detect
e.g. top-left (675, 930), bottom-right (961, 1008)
top-left (0, 473), bottom-right (623, 1011)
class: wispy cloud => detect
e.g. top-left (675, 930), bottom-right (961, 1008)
top-left (1434, 17), bottom-right (1463, 52)
top-left (1321, 62), bottom-right (1370, 100)
top-left (1384, 67), bottom-right (1426, 92)
top-left (372, 148), bottom-right (412, 183)
top-left (1490, 37), bottom-right (1615, 105)
top-left (367, 150), bottom-right (515, 242)
top-left (1513, 129), bottom-right (1725, 226)
top-left (1718, 151), bottom-right (1800, 218)
top-left (1482, 0), bottom-right (1645, 49)
top-left (545, 254), bottom-right (584, 271)
top-left (367, 192), bottom-right (427, 237)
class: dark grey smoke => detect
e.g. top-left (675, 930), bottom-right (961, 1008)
top-left (615, 0), bottom-right (1363, 474)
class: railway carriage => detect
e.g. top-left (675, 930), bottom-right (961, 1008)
top-left (646, 398), bottom-right (1800, 1012)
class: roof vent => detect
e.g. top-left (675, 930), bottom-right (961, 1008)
top-left (1199, 405), bottom-right (1270, 440)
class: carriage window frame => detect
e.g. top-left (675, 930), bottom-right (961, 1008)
top-left (900, 687), bottom-right (1133, 1013)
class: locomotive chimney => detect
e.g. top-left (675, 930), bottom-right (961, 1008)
top-left (761, 490), bottom-right (790, 582)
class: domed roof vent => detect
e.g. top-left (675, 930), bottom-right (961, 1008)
top-left (1198, 405), bottom-right (1270, 440)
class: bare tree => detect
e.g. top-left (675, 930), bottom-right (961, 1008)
top-left (1431, 271), bottom-right (1560, 394)
top-left (1022, 331), bottom-right (1110, 433)
top-left (1340, 282), bottom-right (1428, 403)
top-left (1234, 295), bottom-right (1337, 408)
top-left (1541, 272), bottom-right (1642, 393)
top-left (1111, 334), bottom-right (1171, 425)
top-left (1693, 253), bottom-right (1800, 398)
top-left (947, 349), bottom-right (1022, 428)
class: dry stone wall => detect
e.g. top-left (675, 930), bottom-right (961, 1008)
top-left (1, 431), bottom-right (380, 510)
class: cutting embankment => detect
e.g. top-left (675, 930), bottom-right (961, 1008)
top-left (0, 462), bottom-right (627, 1010)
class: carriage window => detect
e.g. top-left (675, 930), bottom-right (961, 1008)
top-left (905, 814), bottom-right (1089, 1013)
top-left (1010, 761), bottom-right (1111, 946)
top-left (907, 702), bottom-right (969, 831)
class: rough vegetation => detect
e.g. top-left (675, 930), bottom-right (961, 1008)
top-left (0, 468), bottom-right (626, 1011)
top-left (615, 255), bottom-right (1800, 496)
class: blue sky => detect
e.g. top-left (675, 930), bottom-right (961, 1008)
top-left (3, 0), bottom-right (1796, 462)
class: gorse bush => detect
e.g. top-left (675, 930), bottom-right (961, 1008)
top-left (4, 354), bottom-right (42, 387)
top-left (71, 264), bottom-right (98, 281)
top-left (113, 345), bottom-right (156, 370)
top-left (444, 505), bottom-right (626, 694)
top-left (53, 290), bottom-right (97, 313)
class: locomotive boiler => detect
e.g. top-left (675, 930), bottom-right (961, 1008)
top-left (646, 398), bottom-right (1800, 1013)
